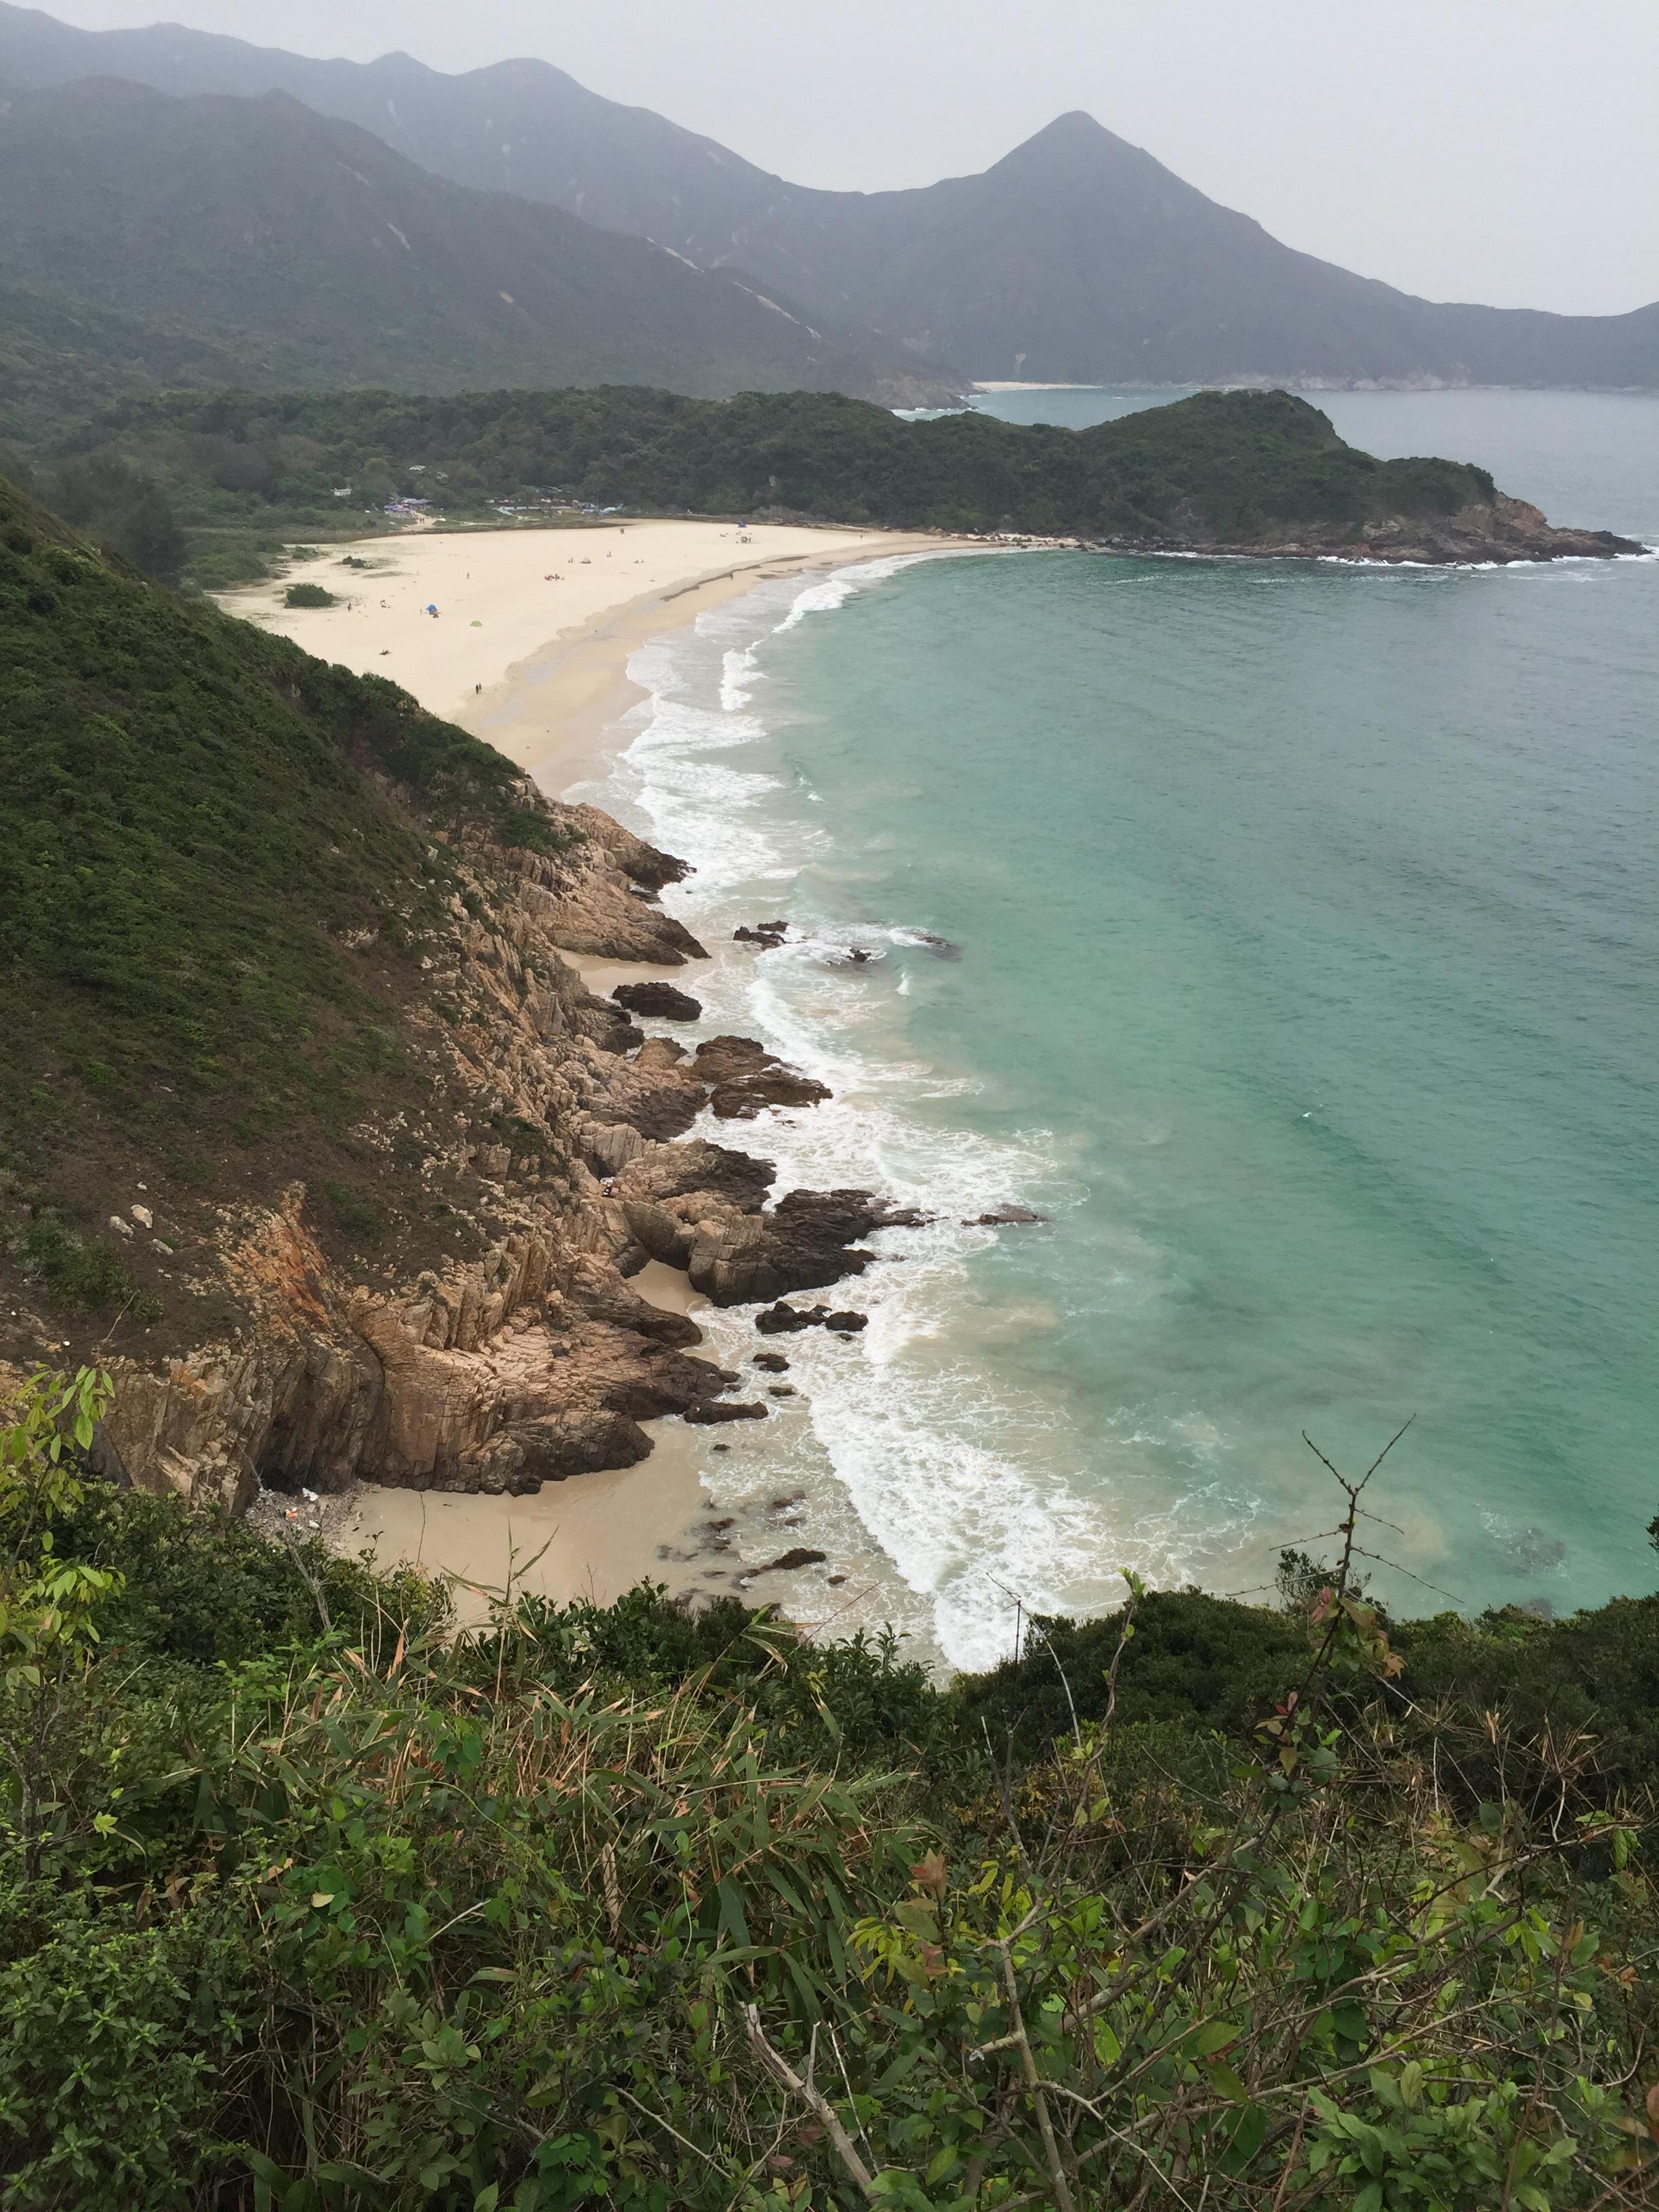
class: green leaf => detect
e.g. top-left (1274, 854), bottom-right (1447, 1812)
top-left (1219, 2103), bottom-right (1268, 2172)
top-left (474, 2188), bottom-right (501, 2212)
top-left (716, 1878), bottom-right (752, 1948)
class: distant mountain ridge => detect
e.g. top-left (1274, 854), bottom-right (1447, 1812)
top-left (0, 0), bottom-right (1654, 392)
top-left (0, 75), bottom-right (956, 418)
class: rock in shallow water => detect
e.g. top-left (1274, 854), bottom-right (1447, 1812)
top-left (612, 980), bottom-right (703, 1020)
top-left (754, 1301), bottom-right (830, 1335)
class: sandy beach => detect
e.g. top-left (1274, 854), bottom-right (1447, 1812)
top-left (238, 516), bottom-right (968, 1624)
top-left (222, 518), bottom-right (964, 762)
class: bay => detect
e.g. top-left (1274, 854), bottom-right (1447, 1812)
top-left (588, 389), bottom-right (1659, 1667)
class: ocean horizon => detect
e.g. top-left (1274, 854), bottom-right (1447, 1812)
top-left (569, 387), bottom-right (1659, 1671)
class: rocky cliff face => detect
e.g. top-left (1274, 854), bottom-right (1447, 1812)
top-left (7, 787), bottom-right (901, 1513)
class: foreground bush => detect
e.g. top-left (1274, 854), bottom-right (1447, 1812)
top-left (1, 1374), bottom-right (1656, 2208)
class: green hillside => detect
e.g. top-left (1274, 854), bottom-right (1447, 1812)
top-left (0, 278), bottom-right (253, 449)
top-left (58, 384), bottom-right (1498, 587)
top-left (0, 77), bottom-right (951, 444)
top-left (0, 466), bottom-right (562, 1339)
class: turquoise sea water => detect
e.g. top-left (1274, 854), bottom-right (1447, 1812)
top-left (577, 391), bottom-right (1659, 1669)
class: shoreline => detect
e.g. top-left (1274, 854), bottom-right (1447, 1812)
top-left (219, 518), bottom-right (972, 739)
top-left (262, 520), bottom-right (975, 1627)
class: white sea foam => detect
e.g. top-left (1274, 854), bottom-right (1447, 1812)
top-left (719, 646), bottom-right (761, 712)
top-left (598, 554), bottom-right (1248, 1666)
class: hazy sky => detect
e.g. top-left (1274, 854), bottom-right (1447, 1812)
top-left (41, 0), bottom-right (1659, 315)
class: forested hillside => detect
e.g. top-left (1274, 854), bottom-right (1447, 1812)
top-left (43, 384), bottom-right (1525, 588)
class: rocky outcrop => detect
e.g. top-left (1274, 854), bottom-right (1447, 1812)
top-left (684, 1191), bottom-right (922, 1307)
top-left (573, 1031), bottom-right (833, 1145)
top-left (689, 1035), bottom-right (833, 1120)
top-left (511, 813), bottom-right (708, 963)
top-left (1103, 493), bottom-right (1645, 567)
top-left (94, 1185), bottom-right (743, 1506)
top-left (37, 779), bottom-right (910, 1510)
top-left (754, 1301), bottom-right (869, 1337)
top-left (612, 980), bottom-right (703, 1020)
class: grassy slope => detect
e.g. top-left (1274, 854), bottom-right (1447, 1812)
top-left (0, 467), bottom-right (559, 1347)
top-left (52, 386), bottom-right (1496, 586)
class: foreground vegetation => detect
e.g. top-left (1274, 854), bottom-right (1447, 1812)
top-left (1, 1367), bottom-right (1656, 2209)
top-left (27, 384), bottom-right (1498, 588)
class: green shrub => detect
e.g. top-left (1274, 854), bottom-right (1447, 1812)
top-left (14, 1217), bottom-right (155, 1317)
top-left (283, 579), bottom-right (337, 607)
top-left (56, 1485), bottom-right (446, 1664)
top-left (1, 1387), bottom-right (1656, 2209)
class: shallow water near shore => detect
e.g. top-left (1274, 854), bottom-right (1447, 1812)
top-left (572, 390), bottom-right (1659, 1671)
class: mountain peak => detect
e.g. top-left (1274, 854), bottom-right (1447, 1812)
top-left (989, 108), bottom-right (1155, 179)
top-left (1031, 108), bottom-right (1112, 140)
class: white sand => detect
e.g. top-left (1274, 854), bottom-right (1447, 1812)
top-left (220, 518), bottom-right (962, 735)
top-left (337, 1426), bottom-right (714, 1629)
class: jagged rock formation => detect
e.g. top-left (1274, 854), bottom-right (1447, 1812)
top-left (12, 809), bottom-right (899, 1505)
top-left (76, 818), bottom-right (897, 1505)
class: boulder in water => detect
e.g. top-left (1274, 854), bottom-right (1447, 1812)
top-left (613, 980), bottom-right (703, 1020)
